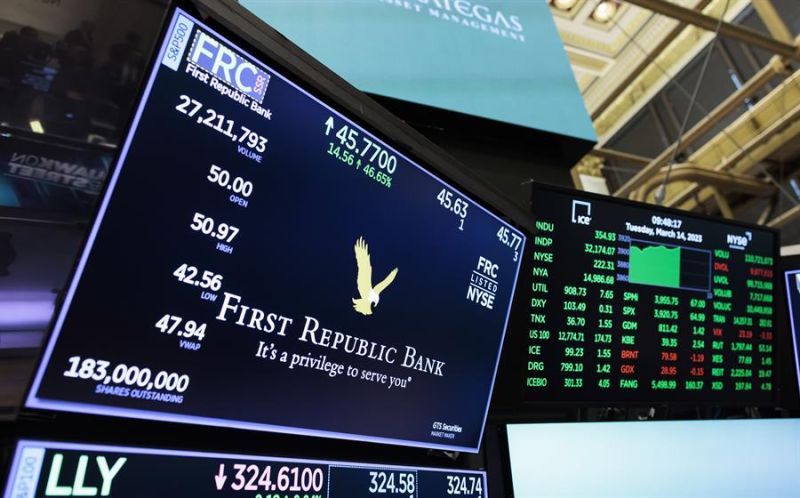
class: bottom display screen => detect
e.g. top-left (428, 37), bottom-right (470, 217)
top-left (507, 419), bottom-right (800, 498)
top-left (4, 441), bottom-right (486, 498)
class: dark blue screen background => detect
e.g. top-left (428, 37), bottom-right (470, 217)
top-left (29, 9), bottom-right (523, 451)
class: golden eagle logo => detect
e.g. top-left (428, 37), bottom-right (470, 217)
top-left (352, 236), bottom-right (398, 316)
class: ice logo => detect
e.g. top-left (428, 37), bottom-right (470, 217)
top-left (571, 200), bottom-right (592, 225)
top-left (188, 31), bottom-right (269, 103)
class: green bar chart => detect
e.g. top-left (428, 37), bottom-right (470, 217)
top-left (629, 245), bottom-right (681, 288)
top-left (628, 240), bottom-right (711, 292)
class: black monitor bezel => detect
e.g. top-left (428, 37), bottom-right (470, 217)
top-left (18, 0), bottom-right (530, 454)
top-left (0, 437), bottom-right (488, 498)
top-left (492, 182), bottom-right (782, 414)
top-left (779, 253), bottom-right (800, 409)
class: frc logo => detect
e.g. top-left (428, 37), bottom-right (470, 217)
top-left (727, 231), bottom-right (751, 250)
top-left (188, 31), bottom-right (270, 103)
top-left (571, 200), bottom-right (592, 225)
top-left (467, 256), bottom-right (499, 310)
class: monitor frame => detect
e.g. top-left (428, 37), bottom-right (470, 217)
top-left (19, 0), bottom-right (531, 453)
top-left (491, 182), bottom-right (782, 413)
top-left (498, 419), bottom-right (800, 498)
top-left (2, 438), bottom-right (488, 498)
top-left (781, 254), bottom-right (800, 407)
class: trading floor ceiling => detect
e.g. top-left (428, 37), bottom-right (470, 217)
top-left (548, 0), bottom-right (800, 243)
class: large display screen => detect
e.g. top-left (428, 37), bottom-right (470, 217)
top-left (3, 440), bottom-right (487, 498)
top-left (239, 0), bottom-right (595, 142)
top-left (519, 184), bottom-right (777, 404)
top-left (506, 420), bottom-right (800, 498)
top-left (785, 268), bottom-right (800, 397)
top-left (24, 6), bottom-right (525, 452)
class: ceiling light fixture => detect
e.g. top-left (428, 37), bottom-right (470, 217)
top-left (550, 0), bottom-right (579, 11)
top-left (592, 0), bottom-right (620, 23)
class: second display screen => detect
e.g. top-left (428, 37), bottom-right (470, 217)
top-left (520, 185), bottom-right (777, 404)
